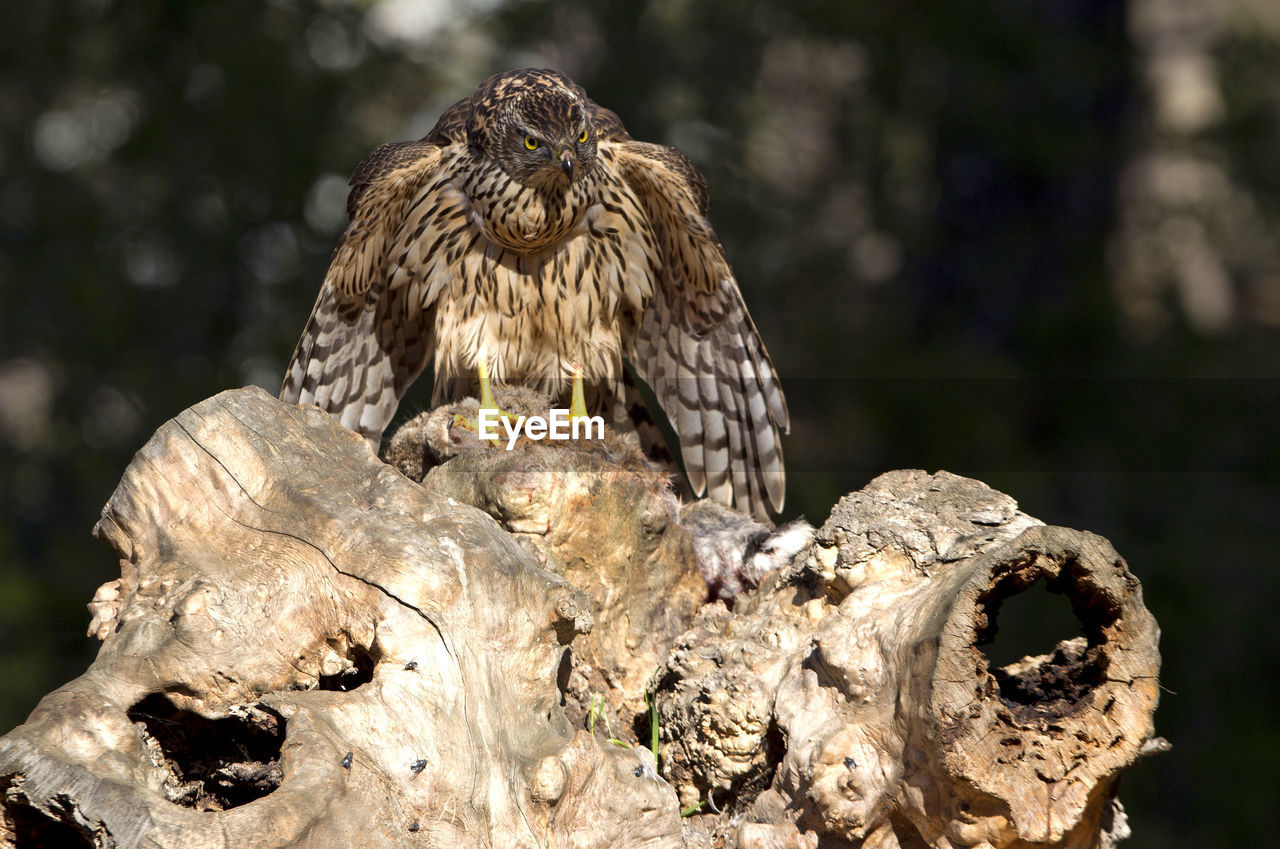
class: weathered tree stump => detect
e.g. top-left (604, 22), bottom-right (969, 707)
top-left (0, 387), bottom-right (1162, 848)
top-left (382, 388), bottom-right (709, 738)
top-left (658, 473), bottom-right (1162, 848)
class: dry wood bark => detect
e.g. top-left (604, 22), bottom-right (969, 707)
top-left (658, 472), bottom-right (1162, 848)
top-left (0, 387), bottom-right (1162, 849)
top-left (381, 388), bottom-right (708, 738)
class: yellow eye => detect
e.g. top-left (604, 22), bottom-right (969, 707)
top-left (578, 128), bottom-right (589, 144)
top-left (524, 135), bottom-right (539, 150)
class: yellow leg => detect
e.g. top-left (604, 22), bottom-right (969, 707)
top-left (452, 346), bottom-right (512, 441)
top-left (477, 355), bottom-right (499, 413)
top-left (569, 366), bottom-right (589, 421)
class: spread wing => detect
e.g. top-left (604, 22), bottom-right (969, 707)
top-left (610, 140), bottom-right (789, 521)
top-left (280, 140), bottom-right (444, 447)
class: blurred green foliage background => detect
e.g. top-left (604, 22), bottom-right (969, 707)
top-left (2, 0), bottom-right (1277, 844)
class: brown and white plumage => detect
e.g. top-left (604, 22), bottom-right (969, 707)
top-left (281, 69), bottom-right (788, 520)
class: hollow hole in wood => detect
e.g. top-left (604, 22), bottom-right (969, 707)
top-left (888, 809), bottom-right (933, 849)
top-left (750, 719), bottom-right (786, 792)
top-left (127, 694), bottom-right (284, 811)
top-left (556, 648), bottom-right (572, 707)
top-left (630, 700), bottom-right (654, 749)
top-left (981, 578), bottom-right (1081, 669)
top-left (0, 781), bottom-right (95, 849)
top-left (317, 641), bottom-right (376, 692)
top-left (977, 572), bottom-right (1109, 711)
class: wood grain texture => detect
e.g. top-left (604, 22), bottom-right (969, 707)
top-left (658, 470), bottom-right (1161, 848)
top-left (0, 387), bottom-right (676, 849)
top-left (0, 392), bottom-right (1161, 849)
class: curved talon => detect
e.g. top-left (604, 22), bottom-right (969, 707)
top-left (452, 408), bottom-right (515, 442)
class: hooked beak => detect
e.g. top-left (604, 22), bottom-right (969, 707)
top-left (558, 148), bottom-right (576, 181)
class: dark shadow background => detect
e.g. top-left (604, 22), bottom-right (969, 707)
top-left (2, 1), bottom-right (1277, 845)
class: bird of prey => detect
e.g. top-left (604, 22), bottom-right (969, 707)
top-left (281, 69), bottom-right (788, 521)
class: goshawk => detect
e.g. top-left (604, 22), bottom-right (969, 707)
top-left (281, 69), bottom-right (788, 520)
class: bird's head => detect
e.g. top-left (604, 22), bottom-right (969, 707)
top-left (468, 69), bottom-right (599, 189)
